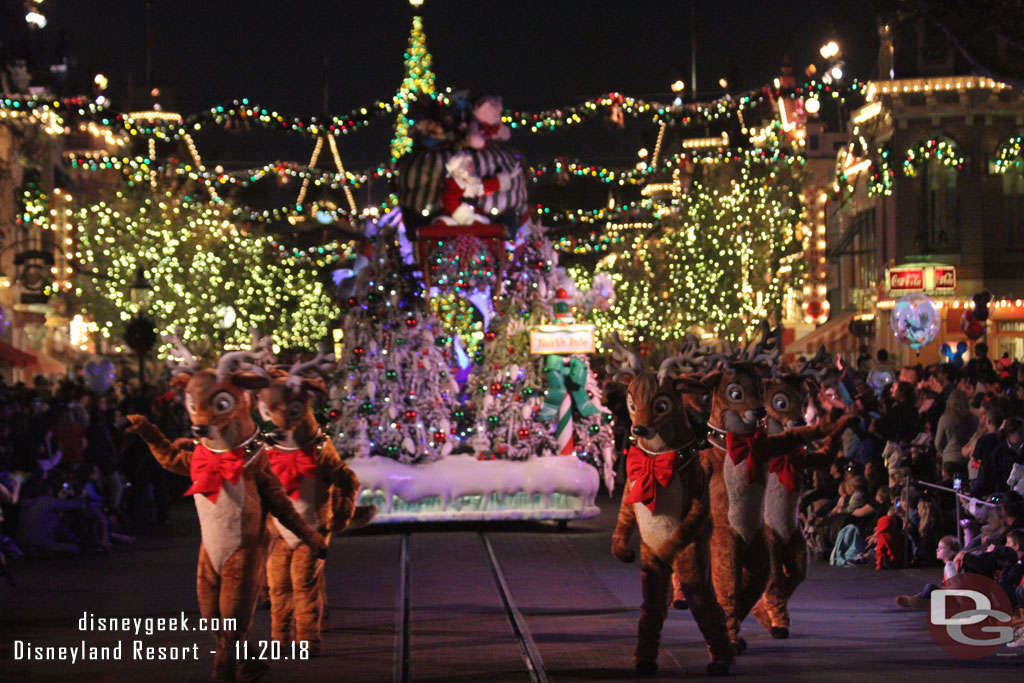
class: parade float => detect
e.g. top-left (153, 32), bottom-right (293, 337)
top-left (329, 93), bottom-right (615, 523)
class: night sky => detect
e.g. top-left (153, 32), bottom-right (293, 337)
top-left (39, 1), bottom-right (879, 170)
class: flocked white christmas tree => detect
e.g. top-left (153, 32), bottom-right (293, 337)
top-left (463, 220), bottom-right (617, 488)
top-left (330, 218), bottom-right (460, 464)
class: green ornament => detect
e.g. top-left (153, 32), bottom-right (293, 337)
top-left (523, 388), bottom-right (534, 397)
top-left (487, 415), bottom-right (500, 425)
top-left (386, 370), bottom-right (398, 380)
top-left (588, 424), bottom-right (600, 435)
top-left (603, 413), bottom-right (614, 423)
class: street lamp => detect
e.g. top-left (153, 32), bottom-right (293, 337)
top-left (130, 267), bottom-right (153, 310)
top-left (125, 266), bottom-right (156, 388)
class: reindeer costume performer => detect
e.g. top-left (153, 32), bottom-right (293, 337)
top-left (695, 328), bottom-right (848, 652)
top-left (609, 338), bottom-right (732, 676)
top-left (751, 362), bottom-right (840, 638)
top-left (257, 343), bottom-right (375, 654)
top-left (127, 337), bottom-right (327, 682)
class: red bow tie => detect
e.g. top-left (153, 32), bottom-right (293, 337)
top-left (768, 446), bottom-right (804, 494)
top-left (185, 443), bottom-right (246, 503)
top-left (726, 429), bottom-right (767, 485)
top-left (267, 446), bottom-right (318, 500)
top-left (624, 446), bottom-right (676, 512)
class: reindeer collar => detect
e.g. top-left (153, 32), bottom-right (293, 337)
top-left (200, 427), bottom-right (265, 467)
top-left (266, 429), bottom-right (325, 453)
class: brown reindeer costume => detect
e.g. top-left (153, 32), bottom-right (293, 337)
top-left (257, 345), bottom-right (374, 654)
top-left (127, 340), bottom-right (327, 682)
top-left (751, 371), bottom-right (839, 638)
top-left (696, 333), bottom-right (848, 652)
top-left (609, 340), bottom-right (732, 676)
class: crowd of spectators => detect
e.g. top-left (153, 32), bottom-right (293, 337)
top-left (0, 372), bottom-right (191, 585)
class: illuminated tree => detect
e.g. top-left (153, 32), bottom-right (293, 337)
top-left (391, 14), bottom-right (437, 161)
top-left (573, 152), bottom-right (804, 344)
top-left (72, 187), bottom-right (334, 353)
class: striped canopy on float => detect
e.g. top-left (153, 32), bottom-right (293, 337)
top-left (394, 146), bottom-right (527, 221)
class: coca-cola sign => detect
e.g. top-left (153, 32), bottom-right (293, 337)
top-left (933, 267), bottom-right (956, 290)
top-left (889, 269), bottom-right (923, 291)
top-left (885, 265), bottom-right (956, 294)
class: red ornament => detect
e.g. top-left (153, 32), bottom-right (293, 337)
top-left (961, 310), bottom-right (985, 340)
top-left (517, 428), bottom-right (530, 440)
top-left (490, 382), bottom-right (502, 395)
top-left (376, 363), bottom-right (384, 369)
top-left (433, 431), bottom-right (446, 443)
top-left (484, 331), bottom-right (496, 341)
top-left (353, 347), bottom-right (365, 356)
top-left (406, 317), bottom-right (418, 328)
top-left (403, 410), bottom-right (417, 423)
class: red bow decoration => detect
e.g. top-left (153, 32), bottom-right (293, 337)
top-left (185, 444), bottom-right (246, 503)
top-left (768, 447), bottom-right (804, 494)
top-left (624, 447), bottom-right (676, 512)
top-left (725, 429), bottom-right (767, 485)
top-left (481, 121), bottom-right (502, 136)
top-left (267, 446), bottom-right (318, 500)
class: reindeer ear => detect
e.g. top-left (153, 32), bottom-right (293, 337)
top-left (231, 372), bottom-right (271, 390)
top-left (675, 376), bottom-right (710, 396)
top-left (301, 377), bottom-right (328, 396)
top-left (698, 370), bottom-right (723, 390)
top-left (615, 371), bottom-right (636, 388)
top-left (170, 373), bottom-right (192, 391)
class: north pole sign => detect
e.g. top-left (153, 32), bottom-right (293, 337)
top-left (529, 324), bottom-right (596, 355)
top-left (885, 264), bottom-right (956, 295)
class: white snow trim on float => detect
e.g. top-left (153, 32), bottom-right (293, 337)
top-left (348, 454), bottom-right (600, 522)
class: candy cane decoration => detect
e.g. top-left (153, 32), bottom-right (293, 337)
top-left (555, 392), bottom-right (574, 456)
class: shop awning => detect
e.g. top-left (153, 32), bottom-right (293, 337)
top-left (28, 349), bottom-right (67, 375)
top-left (784, 312), bottom-right (857, 360)
top-left (0, 340), bottom-right (67, 375)
top-left (0, 339), bottom-right (36, 368)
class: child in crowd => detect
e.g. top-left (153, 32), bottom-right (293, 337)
top-left (894, 535), bottom-right (960, 608)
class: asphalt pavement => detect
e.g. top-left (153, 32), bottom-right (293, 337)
top-left (1, 490), bottom-right (1022, 682)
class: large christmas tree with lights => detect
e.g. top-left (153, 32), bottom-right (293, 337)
top-left (391, 14), bottom-right (437, 162)
top-left (72, 187), bottom-right (334, 352)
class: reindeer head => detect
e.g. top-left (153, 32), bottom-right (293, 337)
top-left (611, 333), bottom-right (707, 454)
top-left (699, 323), bottom-right (780, 437)
top-left (764, 372), bottom-right (812, 434)
top-left (257, 344), bottom-right (334, 448)
top-left (166, 332), bottom-right (270, 449)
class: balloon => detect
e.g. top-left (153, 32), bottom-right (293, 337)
top-left (972, 291), bottom-right (993, 322)
top-left (890, 293), bottom-right (940, 351)
top-left (83, 358), bottom-right (115, 393)
top-left (960, 310), bottom-right (985, 339)
top-left (867, 366), bottom-right (895, 395)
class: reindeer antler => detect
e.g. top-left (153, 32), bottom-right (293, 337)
top-left (248, 329), bottom-right (277, 367)
top-left (163, 328), bottom-right (200, 376)
top-left (658, 338), bottom-right (710, 381)
top-left (285, 342), bottom-right (335, 391)
top-left (215, 349), bottom-right (262, 382)
top-left (609, 331), bottom-right (642, 383)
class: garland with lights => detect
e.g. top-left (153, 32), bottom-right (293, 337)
top-left (995, 135), bottom-right (1024, 174)
top-left (903, 136), bottom-right (964, 177)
